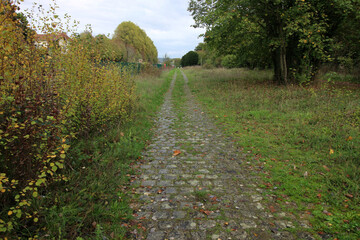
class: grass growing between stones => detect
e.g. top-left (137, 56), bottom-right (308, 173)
top-left (185, 67), bottom-right (360, 239)
top-left (40, 70), bottom-right (174, 239)
top-left (193, 190), bottom-right (208, 203)
top-left (172, 70), bottom-right (186, 124)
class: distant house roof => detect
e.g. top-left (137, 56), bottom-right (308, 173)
top-left (35, 32), bottom-right (70, 41)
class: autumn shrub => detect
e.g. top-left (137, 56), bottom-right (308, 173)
top-left (55, 39), bottom-right (136, 136)
top-left (0, 1), bottom-right (136, 237)
top-left (0, 3), bottom-right (69, 235)
top-left (221, 54), bottom-right (238, 69)
top-left (141, 62), bottom-right (161, 76)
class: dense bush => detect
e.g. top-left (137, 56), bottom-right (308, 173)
top-left (221, 54), bottom-right (238, 69)
top-left (181, 51), bottom-right (199, 67)
top-left (0, 2), bottom-right (136, 237)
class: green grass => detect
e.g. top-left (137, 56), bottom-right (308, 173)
top-left (184, 67), bottom-right (360, 239)
top-left (193, 190), bottom-right (208, 203)
top-left (35, 70), bottom-right (174, 239)
top-left (172, 70), bottom-right (186, 122)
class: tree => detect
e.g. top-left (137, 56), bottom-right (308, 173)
top-left (163, 53), bottom-right (172, 67)
top-left (113, 21), bottom-right (158, 63)
top-left (95, 34), bottom-right (126, 62)
top-left (195, 42), bottom-right (206, 51)
top-left (189, 0), bottom-right (357, 84)
top-left (1, 2), bottom-right (34, 41)
top-left (181, 51), bottom-right (199, 67)
top-left (173, 58), bottom-right (181, 68)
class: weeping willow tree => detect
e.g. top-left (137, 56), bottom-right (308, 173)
top-left (113, 21), bottom-right (158, 64)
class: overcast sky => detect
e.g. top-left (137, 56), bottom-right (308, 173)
top-left (19, 0), bottom-right (205, 58)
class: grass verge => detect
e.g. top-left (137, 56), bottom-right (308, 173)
top-left (185, 67), bottom-right (360, 239)
top-left (37, 70), bottom-right (174, 239)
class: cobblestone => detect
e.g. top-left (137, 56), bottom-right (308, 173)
top-left (132, 71), bottom-right (313, 239)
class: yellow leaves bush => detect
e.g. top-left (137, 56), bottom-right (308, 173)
top-left (0, 1), bottom-right (136, 236)
top-left (56, 37), bottom-right (136, 135)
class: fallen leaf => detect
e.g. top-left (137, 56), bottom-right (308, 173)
top-left (322, 165), bottom-right (330, 172)
top-left (317, 193), bottom-right (322, 198)
top-left (205, 210), bottom-right (211, 215)
top-left (201, 210), bottom-right (212, 216)
top-left (345, 194), bottom-right (354, 198)
top-left (346, 136), bottom-right (353, 141)
top-left (173, 150), bottom-right (181, 156)
top-left (120, 132), bottom-right (124, 137)
top-left (269, 205), bottom-right (276, 213)
top-left (264, 182), bottom-right (273, 188)
top-left (323, 210), bottom-right (332, 216)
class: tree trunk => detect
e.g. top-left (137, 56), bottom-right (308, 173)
top-left (273, 22), bottom-right (288, 85)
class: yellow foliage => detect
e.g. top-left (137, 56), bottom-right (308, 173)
top-left (0, 0), bottom-right (136, 235)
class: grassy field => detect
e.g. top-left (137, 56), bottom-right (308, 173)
top-left (184, 67), bottom-right (360, 239)
top-left (38, 70), bottom-right (174, 239)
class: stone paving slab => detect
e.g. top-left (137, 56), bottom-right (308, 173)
top-left (131, 71), bottom-right (313, 240)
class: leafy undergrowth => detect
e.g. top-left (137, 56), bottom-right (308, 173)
top-left (185, 67), bottom-right (360, 239)
top-left (34, 70), bottom-right (173, 239)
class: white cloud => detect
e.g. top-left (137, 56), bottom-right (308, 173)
top-left (20, 0), bottom-right (204, 58)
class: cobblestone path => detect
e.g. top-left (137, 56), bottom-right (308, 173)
top-left (132, 71), bottom-right (312, 240)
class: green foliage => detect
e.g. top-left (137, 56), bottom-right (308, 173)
top-left (113, 21), bottom-right (158, 64)
top-left (94, 34), bottom-right (126, 62)
top-left (188, 0), bottom-right (360, 84)
top-left (181, 51), bottom-right (199, 67)
top-left (185, 67), bottom-right (360, 239)
top-left (322, 71), bottom-right (360, 84)
top-left (173, 58), bottom-right (181, 68)
top-left (221, 54), bottom-right (238, 69)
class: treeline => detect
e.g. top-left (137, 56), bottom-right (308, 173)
top-left (189, 0), bottom-right (360, 84)
top-left (0, 1), bottom-right (158, 237)
top-left (79, 21), bottom-right (158, 64)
